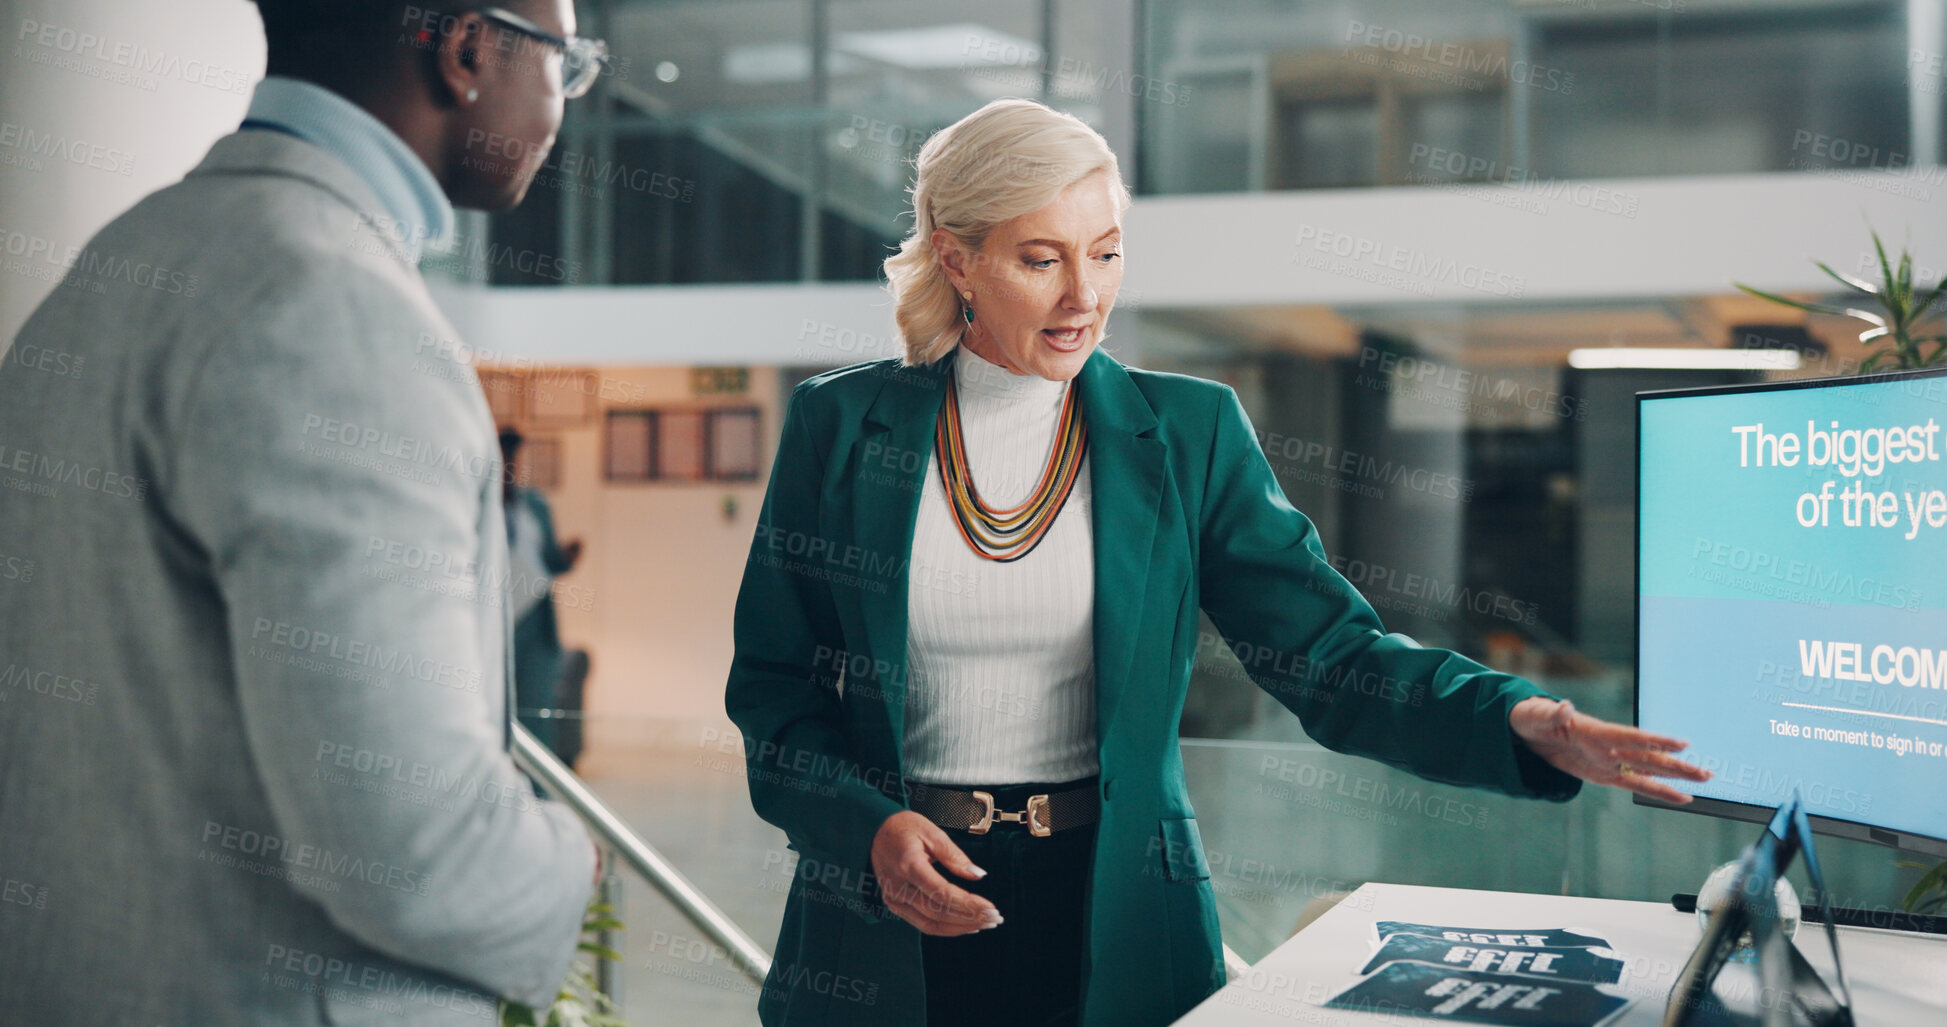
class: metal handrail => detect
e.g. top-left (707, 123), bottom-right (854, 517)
top-left (511, 724), bottom-right (773, 983)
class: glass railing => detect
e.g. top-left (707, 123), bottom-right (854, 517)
top-left (529, 686), bottom-right (1921, 1025)
top-left (1178, 665), bottom-right (1915, 965)
top-left (1139, 0), bottom-right (1928, 195)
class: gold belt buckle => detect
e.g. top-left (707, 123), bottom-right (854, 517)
top-left (967, 791), bottom-right (996, 834)
top-left (1025, 794), bottom-right (1052, 837)
top-left (967, 791), bottom-right (1052, 837)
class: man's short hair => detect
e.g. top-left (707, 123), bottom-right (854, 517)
top-left (251, 1), bottom-right (411, 70)
top-left (250, 1), bottom-right (544, 78)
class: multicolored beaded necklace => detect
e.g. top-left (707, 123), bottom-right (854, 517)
top-left (933, 373), bottom-right (1088, 562)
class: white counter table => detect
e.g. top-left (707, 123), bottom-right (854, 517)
top-left (1175, 882), bottom-right (1947, 1026)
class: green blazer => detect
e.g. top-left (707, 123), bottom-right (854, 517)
top-left (725, 348), bottom-right (1579, 1026)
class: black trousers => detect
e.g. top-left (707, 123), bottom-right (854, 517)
top-left (919, 779), bottom-right (1097, 1027)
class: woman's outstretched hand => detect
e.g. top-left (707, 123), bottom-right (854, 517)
top-left (870, 811), bottom-right (1004, 936)
top-left (1509, 696), bottom-right (1712, 804)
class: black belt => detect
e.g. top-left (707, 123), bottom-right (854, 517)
top-left (906, 781), bottom-right (1100, 837)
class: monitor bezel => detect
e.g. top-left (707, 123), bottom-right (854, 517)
top-left (1632, 364), bottom-right (1947, 860)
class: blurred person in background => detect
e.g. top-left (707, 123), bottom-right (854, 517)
top-left (0, 2), bottom-right (612, 1022)
top-left (726, 98), bottom-right (1709, 1027)
top-left (501, 426), bottom-right (589, 768)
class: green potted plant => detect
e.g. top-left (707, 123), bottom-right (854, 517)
top-left (1735, 230), bottom-right (1946, 372)
top-left (500, 898), bottom-right (629, 1027)
top-left (1737, 230), bottom-right (1946, 916)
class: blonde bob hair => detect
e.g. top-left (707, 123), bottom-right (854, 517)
top-left (884, 98), bottom-right (1132, 366)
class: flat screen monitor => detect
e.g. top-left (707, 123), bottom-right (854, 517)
top-left (1635, 367), bottom-right (1947, 858)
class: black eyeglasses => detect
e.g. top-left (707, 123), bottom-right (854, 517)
top-left (477, 6), bottom-right (610, 99)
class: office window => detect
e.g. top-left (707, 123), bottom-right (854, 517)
top-left (708, 408), bottom-right (762, 479)
top-left (657, 410), bottom-right (708, 481)
top-left (605, 411), bottom-right (656, 480)
top-left (605, 407), bottom-right (762, 482)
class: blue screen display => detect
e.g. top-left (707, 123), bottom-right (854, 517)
top-left (1637, 369), bottom-right (1947, 845)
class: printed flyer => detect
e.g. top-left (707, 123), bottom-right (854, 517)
top-left (1327, 921), bottom-right (1635, 1026)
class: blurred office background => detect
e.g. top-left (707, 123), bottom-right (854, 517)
top-left (3, 0), bottom-right (1945, 1021)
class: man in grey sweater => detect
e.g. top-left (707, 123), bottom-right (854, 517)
top-left (0, 2), bottom-right (609, 1021)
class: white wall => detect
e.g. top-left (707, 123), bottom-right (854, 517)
top-left (430, 278), bottom-right (903, 367)
top-left (1122, 173), bottom-right (1947, 308)
top-left (0, 0), bottom-right (262, 344)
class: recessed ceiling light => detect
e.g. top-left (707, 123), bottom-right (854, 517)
top-left (1567, 348), bottom-right (1803, 370)
top-left (834, 24), bottom-right (1040, 71)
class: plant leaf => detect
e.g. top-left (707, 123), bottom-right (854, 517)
top-left (1872, 229), bottom-right (1896, 300)
top-left (1734, 283), bottom-right (1852, 316)
top-left (1813, 261), bottom-right (1879, 296)
top-left (1900, 859), bottom-right (1947, 912)
top-left (1911, 276), bottom-right (1947, 323)
top-left (1841, 308), bottom-right (1888, 328)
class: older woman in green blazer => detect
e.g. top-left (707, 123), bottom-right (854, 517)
top-left (726, 99), bottom-right (1706, 1027)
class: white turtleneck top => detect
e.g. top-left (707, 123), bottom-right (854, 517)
top-left (901, 345), bottom-right (1099, 786)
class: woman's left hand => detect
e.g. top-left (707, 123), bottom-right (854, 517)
top-left (1509, 696), bottom-right (1712, 804)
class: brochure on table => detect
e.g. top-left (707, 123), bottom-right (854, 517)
top-left (1326, 919), bottom-right (1635, 1026)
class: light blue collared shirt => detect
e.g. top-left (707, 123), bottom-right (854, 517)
top-left (242, 75), bottom-right (455, 264)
